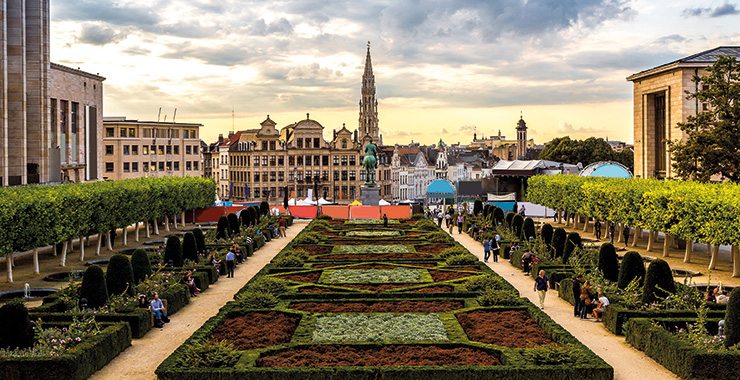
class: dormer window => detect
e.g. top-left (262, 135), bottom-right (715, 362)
top-left (341, 139), bottom-right (347, 149)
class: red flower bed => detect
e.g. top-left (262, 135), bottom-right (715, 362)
top-left (311, 262), bottom-right (437, 269)
top-left (297, 286), bottom-right (343, 293)
top-left (429, 270), bottom-right (475, 282)
top-left (456, 310), bottom-right (554, 348)
top-left (415, 243), bottom-right (456, 253)
top-left (295, 244), bottom-right (333, 254)
top-left (276, 271), bottom-right (322, 283)
top-left (288, 300), bottom-right (465, 313)
top-left (320, 253), bottom-right (432, 260)
top-left (212, 311), bottom-right (300, 349)
top-left (257, 345), bottom-right (500, 367)
top-left (337, 283), bottom-right (417, 292)
top-left (409, 285), bottom-right (455, 293)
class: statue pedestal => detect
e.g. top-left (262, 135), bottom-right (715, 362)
top-left (360, 185), bottom-right (380, 206)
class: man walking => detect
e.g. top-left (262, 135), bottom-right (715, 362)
top-left (622, 225), bottom-right (630, 247)
top-left (491, 234), bottom-right (501, 263)
top-left (225, 249), bottom-right (236, 278)
top-left (457, 214), bottom-right (464, 234)
top-left (436, 210), bottom-right (443, 227)
top-left (483, 238), bottom-right (491, 262)
top-left (383, 213), bottom-right (388, 228)
top-left (594, 220), bottom-right (602, 240)
top-left (534, 270), bottom-right (549, 309)
top-left (572, 274), bottom-right (582, 317)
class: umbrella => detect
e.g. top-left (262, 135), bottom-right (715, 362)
top-left (349, 200), bottom-right (362, 206)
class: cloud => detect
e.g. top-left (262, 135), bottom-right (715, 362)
top-left (161, 43), bottom-right (252, 66)
top-left (77, 23), bottom-right (125, 45)
top-left (53, 0), bottom-right (160, 27)
top-left (682, 3), bottom-right (739, 17)
top-left (248, 18), bottom-right (294, 36)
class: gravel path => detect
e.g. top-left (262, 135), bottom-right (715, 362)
top-left (89, 220), bottom-right (308, 380)
top-left (447, 229), bottom-right (678, 380)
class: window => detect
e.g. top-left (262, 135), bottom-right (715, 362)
top-left (349, 155), bottom-right (356, 166)
top-left (158, 162), bottom-right (165, 171)
top-left (261, 156), bottom-right (267, 166)
top-left (254, 155), bottom-right (260, 166)
top-left (173, 146), bottom-right (179, 155)
top-left (341, 139), bottom-right (347, 149)
top-left (270, 172), bottom-right (276, 182)
top-left (288, 156), bottom-right (295, 166)
top-left (158, 145), bottom-right (164, 155)
top-left (333, 171), bottom-right (339, 180)
top-left (297, 138), bottom-right (303, 148)
top-left (289, 171), bottom-right (294, 181)
top-left (186, 146), bottom-right (192, 154)
top-left (263, 171), bottom-right (268, 182)
top-left (297, 156), bottom-right (303, 165)
top-left (333, 155), bottom-right (339, 165)
top-left (322, 155), bottom-right (329, 166)
top-left (166, 145), bottom-right (172, 154)
top-left (322, 170), bottom-right (328, 180)
top-left (174, 162), bottom-right (180, 171)
top-left (105, 162), bottom-right (114, 172)
top-left (341, 171), bottom-right (348, 180)
top-left (123, 162), bottom-right (130, 172)
top-left (105, 145), bottom-right (114, 155)
top-left (278, 171), bottom-right (284, 181)
top-left (106, 128), bottom-right (114, 137)
top-left (150, 162), bottom-right (157, 172)
top-left (193, 161), bottom-right (198, 170)
top-left (269, 141), bottom-right (276, 150)
top-left (341, 155), bottom-right (347, 165)
top-left (254, 172), bottom-right (260, 182)
top-left (193, 145), bottom-right (199, 154)
top-left (313, 138), bottom-right (320, 148)
top-left (123, 145), bottom-right (130, 155)
top-left (306, 155), bottom-right (312, 166)
top-left (132, 145), bottom-right (139, 155)
top-left (166, 161), bottom-right (172, 171)
top-left (120, 128), bottom-right (127, 137)
top-left (349, 170), bottom-right (356, 180)
top-left (128, 128), bottom-right (136, 138)
top-left (143, 128), bottom-right (152, 138)
top-left (278, 156), bottom-right (284, 165)
top-left (132, 162), bottom-right (139, 172)
top-left (269, 156), bottom-right (276, 166)
top-left (313, 156), bottom-right (320, 166)
top-left (254, 187), bottom-right (260, 198)
top-left (186, 161), bottom-right (192, 171)
top-left (143, 163), bottom-right (149, 172)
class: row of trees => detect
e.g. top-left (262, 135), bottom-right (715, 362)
top-left (539, 136), bottom-right (634, 172)
top-left (0, 177), bottom-right (215, 282)
top-left (527, 175), bottom-right (740, 276)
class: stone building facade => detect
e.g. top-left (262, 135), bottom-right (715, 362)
top-left (627, 46), bottom-right (740, 179)
top-left (49, 63), bottom-right (105, 182)
top-left (101, 117), bottom-right (203, 180)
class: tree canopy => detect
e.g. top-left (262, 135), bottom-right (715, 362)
top-left (539, 136), bottom-right (633, 172)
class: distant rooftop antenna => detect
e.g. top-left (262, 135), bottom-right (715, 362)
top-left (157, 107), bottom-right (162, 122)
top-left (172, 108), bottom-right (177, 124)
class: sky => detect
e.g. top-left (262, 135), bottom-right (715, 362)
top-left (50, 1), bottom-right (740, 145)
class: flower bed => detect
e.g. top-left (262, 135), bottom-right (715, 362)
top-left (429, 270), bottom-right (476, 282)
top-left (321, 268), bottom-right (430, 284)
top-left (332, 244), bottom-right (412, 254)
top-left (346, 219), bottom-right (400, 224)
top-left (211, 311), bottom-right (301, 350)
top-left (457, 310), bottom-right (555, 348)
top-left (288, 300), bottom-right (465, 313)
top-left (345, 231), bottom-right (401, 237)
top-left (311, 313), bottom-right (449, 342)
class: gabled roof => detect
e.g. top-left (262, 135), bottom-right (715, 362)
top-left (627, 46), bottom-right (740, 81)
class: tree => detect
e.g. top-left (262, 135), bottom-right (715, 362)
top-left (259, 201), bottom-right (270, 216)
top-left (216, 216), bottom-right (230, 240)
top-left (493, 207), bottom-right (505, 226)
top-left (473, 200), bottom-right (483, 216)
top-left (240, 209), bottom-right (251, 227)
top-left (511, 214), bottom-right (524, 237)
top-left (522, 217), bottom-right (536, 240)
top-left (618, 251), bottom-right (646, 289)
top-left (0, 301), bottom-right (34, 349)
top-left (164, 235), bottom-right (184, 267)
top-left (641, 259), bottom-right (676, 304)
top-left (227, 213), bottom-right (240, 236)
top-left (539, 136), bottom-right (631, 171)
top-left (725, 287), bottom-right (740, 347)
top-left (106, 254), bottom-right (135, 296)
top-left (505, 212), bottom-right (516, 230)
top-left (192, 228), bottom-right (206, 254)
top-left (597, 243), bottom-right (619, 282)
top-left (131, 249), bottom-right (152, 284)
top-left (80, 265), bottom-right (108, 308)
top-left (552, 228), bottom-right (567, 258)
top-left (562, 232), bottom-right (582, 264)
top-left (540, 223), bottom-right (554, 246)
top-left (182, 232), bottom-right (199, 263)
top-left (670, 56), bottom-right (739, 182)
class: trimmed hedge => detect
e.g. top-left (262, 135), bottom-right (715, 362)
top-left (80, 265), bottom-right (108, 308)
top-left (602, 304), bottom-right (727, 335)
top-left (625, 317), bottom-right (740, 380)
top-left (540, 223), bottom-right (553, 246)
top-left (552, 228), bottom-right (566, 258)
top-left (562, 232), bottom-right (581, 264)
top-left (165, 236), bottom-right (184, 268)
top-left (182, 232), bottom-right (199, 263)
top-left (227, 213), bottom-right (240, 236)
top-left (642, 259), bottom-right (675, 304)
top-left (597, 243), bottom-right (618, 282)
top-left (106, 254), bottom-right (135, 296)
top-left (131, 249), bottom-right (152, 284)
top-left (511, 214), bottom-right (524, 237)
top-left (0, 322), bottom-right (131, 380)
top-left (617, 251), bottom-right (645, 289)
top-left (0, 302), bottom-right (34, 349)
top-left (216, 216), bottom-right (230, 240)
top-left (726, 287), bottom-right (740, 347)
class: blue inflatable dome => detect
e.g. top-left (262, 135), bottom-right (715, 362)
top-left (579, 161), bottom-right (632, 178)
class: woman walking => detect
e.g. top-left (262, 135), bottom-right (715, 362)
top-left (534, 270), bottom-right (549, 309)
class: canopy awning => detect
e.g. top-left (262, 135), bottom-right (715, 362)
top-left (378, 199), bottom-right (391, 206)
top-left (426, 179), bottom-right (456, 199)
top-left (349, 200), bottom-right (362, 206)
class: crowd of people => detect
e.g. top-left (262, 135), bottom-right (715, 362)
top-left (571, 274), bottom-right (610, 321)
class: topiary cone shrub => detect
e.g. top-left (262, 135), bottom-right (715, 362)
top-left (641, 259), bottom-right (676, 304)
top-left (227, 213), bottom-right (240, 236)
top-left (552, 228), bottom-right (567, 258)
top-left (216, 216), bottom-right (230, 240)
top-left (106, 254), bottom-right (135, 296)
top-left (0, 301), bottom-right (34, 349)
top-left (562, 232), bottom-right (582, 264)
top-left (80, 265), bottom-right (108, 308)
top-left (482, 204), bottom-right (491, 217)
top-left (473, 200), bottom-right (483, 216)
top-left (504, 212), bottom-right (515, 230)
top-left (193, 228), bottom-right (206, 254)
top-left (597, 243), bottom-right (619, 282)
top-left (248, 207), bottom-right (258, 226)
top-left (522, 217), bottom-right (536, 240)
top-left (617, 251), bottom-right (645, 289)
top-left (540, 223), bottom-right (554, 246)
top-left (725, 288), bottom-right (740, 347)
top-left (131, 249), bottom-right (152, 284)
top-left (260, 201), bottom-right (269, 216)
top-left (165, 235), bottom-right (184, 267)
top-left (493, 207), bottom-right (504, 226)
top-left (511, 214), bottom-right (524, 238)
top-left (253, 206), bottom-right (261, 222)
top-left (182, 232), bottom-right (199, 263)
top-left (240, 210), bottom-right (251, 227)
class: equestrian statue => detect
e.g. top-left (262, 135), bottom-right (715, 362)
top-left (362, 138), bottom-right (379, 187)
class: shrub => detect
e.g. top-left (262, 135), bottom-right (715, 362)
top-left (259, 201), bottom-right (269, 216)
top-left (174, 341), bottom-right (241, 368)
top-left (540, 223), bottom-right (554, 245)
top-left (597, 243), bottom-right (619, 282)
top-left (427, 231), bottom-right (451, 243)
top-left (240, 210), bottom-right (252, 227)
top-left (236, 292), bottom-right (278, 309)
top-left (505, 212), bottom-right (515, 229)
top-left (493, 207), bottom-right (504, 226)
top-left (317, 215), bottom-right (333, 220)
top-left (522, 217), bottom-right (536, 240)
top-left (477, 289), bottom-right (522, 306)
top-left (641, 259), bottom-right (676, 304)
top-left (293, 232), bottom-right (320, 244)
top-left (106, 254), bottom-right (135, 296)
top-left (192, 228), bottom-right (206, 254)
top-left (80, 265), bottom-right (109, 308)
top-left (473, 200), bottom-right (483, 215)
top-left (252, 206), bottom-right (261, 223)
top-left (227, 213), bottom-right (240, 236)
top-left (445, 254), bottom-right (479, 266)
top-left (511, 214), bottom-right (524, 237)
top-left (0, 301), bottom-right (34, 349)
top-left (247, 207), bottom-right (258, 226)
top-left (182, 232), bottom-right (199, 263)
top-left (725, 287), bottom-right (740, 347)
top-left (618, 251), bottom-right (646, 289)
top-left (482, 204), bottom-right (491, 217)
top-left (164, 235), bottom-right (184, 267)
top-left (562, 232), bottom-right (581, 264)
top-left (215, 216), bottom-right (230, 239)
top-left (131, 249), bottom-right (152, 284)
top-left (438, 247), bottom-right (469, 259)
top-left (273, 256), bottom-right (304, 267)
top-left (245, 277), bottom-right (287, 295)
top-left (521, 345), bottom-right (585, 365)
top-left (464, 275), bottom-right (509, 292)
top-left (552, 228), bottom-right (567, 258)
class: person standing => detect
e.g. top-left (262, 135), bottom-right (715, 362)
top-left (491, 235), bottom-right (500, 263)
top-left (622, 225), bottom-right (630, 247)
top-left (572, 274), bottom-right (582, 317)
top-left (444, 212), bottom-right (451, 228)
top-left (436, 210), bottom-right (443, 227)
top-left (448, 215), bottom-right (454, 234)
top-left (279, 218), bottom-right (287, 237)
top-left (579, 280), bottom-right (592, 319)
top-left (383, 213), bottom-right (388, 228)
top-left (519, 204), bottom-right (526, 216)
top-left (594, 220), bottom-right (601, 240)
top-left (457, 214), bottom-right (464, 234)
top-left (225, 249), bottom-right (236, 278)
top-left (608, 221), bottom-right (615, 244)
top-left (483, 238), bottom-right (491, 262)
top-left (534, 270), bottom-right (549, 309)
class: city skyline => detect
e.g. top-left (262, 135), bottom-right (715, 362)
top-left (50, 1), bottom-right (739, 145)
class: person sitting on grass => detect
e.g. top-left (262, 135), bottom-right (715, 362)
top-left (150, 292), bottom-right (169, 328)
top-left (591, 288), bottom-right (610, 322)
top-left (182, 271), bottom-right (201, 297)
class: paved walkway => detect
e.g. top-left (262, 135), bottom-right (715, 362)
top-left (447, 230), bottom-right (678, 380)
top-left (90, 221), bottom-right (308, 380)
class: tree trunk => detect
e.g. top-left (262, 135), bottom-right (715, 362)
top-left (146, 221), bottom-right (151, 238)
top-left (583, 217), bottom-right (589, 232)
top-left (123, 226), bottom-right (128, 247)
top-left (165, 215), bottom-right (171, 232)
top-left (173, 214), bottom-right (178, 229)
top-left (630, 228), bottom-right (641, 247)
top-left (683, 239), bottom-right (693, 263)
top-left (154, 219), bottom-right (160, 235)
top-left (60, 241), bottom-right (68, 267)
top-left (708, 244), bottom-right (719, 271)
top-left (135, 222), bottom-right (140, 242)
top-left (617, 224), bottom-right (623, 243)
top-left (6, 253), bottom-right (13, 283)
top-left (96, 233), bottom-right (102, 256)
top-left (557, 209), bottom-right (562, 224)
top-left (732, 245), bottom-right (739, 278)
top-left (79, 235), bottom-right (85, 261)
top-left (33, 248), bottom-right (40, 274)
top-left (182, 211), bottom-right (186, 227)
top-left (573, 214), bottom-right (579, 229)
top-left (646, 230), bottom-right (655, 252)
top-left (67, 238), bottom-right (74, 254)
top-left (106, 230), bottom-right (114, 251)
top-left (662, 233), bottom-right (672, 258)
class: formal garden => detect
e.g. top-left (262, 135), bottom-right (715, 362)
top-left (156, 216), bottom-right (613, 380)
top-left (0, 177), bottom-right (294, 379)
top-left (461, 176), bottom-right (740, 380)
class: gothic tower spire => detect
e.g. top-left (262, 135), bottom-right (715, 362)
top-left (359, 41), bottom-right (379, 146)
